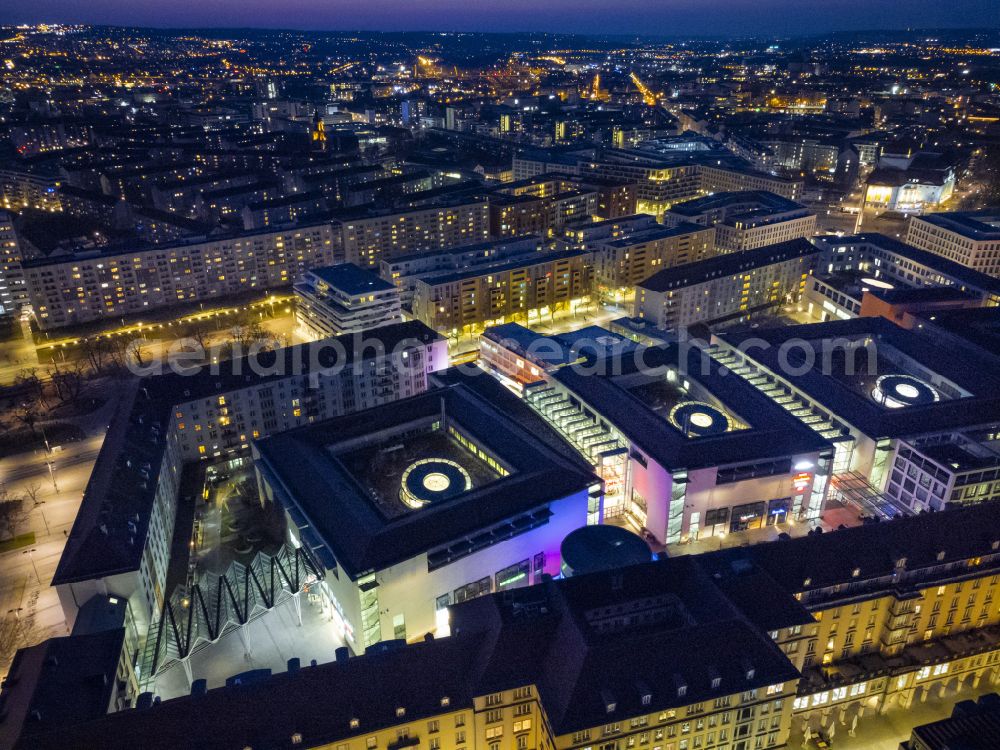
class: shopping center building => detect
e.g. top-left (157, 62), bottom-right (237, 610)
top-left (523, 340), bottom-right (833, 543)
top-left (253, 370), bottom-right (600, 652)
top-left (709, 317), bottom-right (1000, 516)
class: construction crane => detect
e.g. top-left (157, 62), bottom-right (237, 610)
top-left (630, 71), bottom-right (657, 106)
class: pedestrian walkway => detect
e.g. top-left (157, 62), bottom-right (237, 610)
top-left (666, 501), bottom-right (860, 557)
top-left (789, 681), bottom-right (1000, 750)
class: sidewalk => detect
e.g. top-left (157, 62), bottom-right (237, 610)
top-left (667, 501), bottom-right (860, 557)
top-left (789, 681), bottom-right (1000, 750)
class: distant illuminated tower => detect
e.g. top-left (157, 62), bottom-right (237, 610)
top-left (311, 110), bottom-right (327, 152)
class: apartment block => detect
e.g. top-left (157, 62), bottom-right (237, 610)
top-left (22, 222), bottom-right (338, 329)
top-left (334, 199), bottom-right (490, 268)
top-left (0, 211), bottom-right (27, 317)
top-left (294, 263), bottom-right (403, 338)
top-left (411, 249), bottom-right (593, 336)
top-left (635, 238), bottom-right (820, 329)
top-left (592, 222), bottom-right (716, 300)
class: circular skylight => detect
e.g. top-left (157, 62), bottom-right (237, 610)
top-left (669, 401), bottom-right (733, 437)
top-left (871, 374), bottom-right (940, 409)
top-left (400, 458), bottom-right (472, 509)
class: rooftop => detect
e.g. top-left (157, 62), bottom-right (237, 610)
top-left (666, 190), bottom-right (806, 219)
top-left (602, 221), bottom-right (710, 248)
top-left (24, 499), bottom-right (1000, 750)
top-left (419, 248), bottom-right (587, 286)
top-left (637, 237), bottom-right (820, 293)
top-left (915, 211), bottom-right (1000, 241)
top-left (307, 263), bottom-right (396, 296)
top-left (906, 694), bottom-right (1000, 750)
top-left (254, 371), bottom-right (597, 576)
top-left (0, 629), bottom-right (125, 749)
top-left (24, 552), bottom-right (807, 749)
top-left (483, 322), bottom-right (637, 369)
top-left (717, 317), bottom-right (1000, 439)
top-left (815, 233), bottom-right (1000, 296)
top-left (551, 342), bottom-right (830, 471)
top-left (923, 306), bottom-right (1000, 360)
top-left (699, 500), bottom-right (1000, 598)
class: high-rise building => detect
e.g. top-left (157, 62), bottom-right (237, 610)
top-left (0, 211), bottom-right (27, 317)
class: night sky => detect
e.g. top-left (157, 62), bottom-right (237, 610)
top-left (2, 0), bottom-right (998, 36)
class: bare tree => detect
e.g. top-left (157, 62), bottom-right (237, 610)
top-left (222, 320), bottom-right (274, 360)
top-left (182, 321), bottom-right (213, 354)
top-left (105, 336), bottom-right (147, 375)
top-left (80, 336), bottom-right (112, 373)
top-left (0, 487), bottom-right (31, 541)
top-left (49, 361), bottom-right (87, 405)
top-left (14, 368), bottom-right (46, 406)
top-left (0, 614), bottom-right (23, 671)
top-left (12, 398), bottom-right (41, 439)
top-left (126, 339), bottom-right (146, 368)
top-left (22, 481), bottom-right (43, 507)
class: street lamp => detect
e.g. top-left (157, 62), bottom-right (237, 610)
top-left (23, 548), bottom-right (40, 585)
top-left (33, 500), bottom-right (50, 536)
top-left (39, 425), bottom-right (59, 493)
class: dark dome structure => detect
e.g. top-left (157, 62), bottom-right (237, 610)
top-left (560, 525), bottom-right (652, 578)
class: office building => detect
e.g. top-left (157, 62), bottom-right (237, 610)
top-left (478, 322), bottom-right (638, 389)
top-left (906, 212), bottom-right (1000, 277)
top-left (808, 233), bottom-right (1000, 322)
top-left (710, 317), bottom-right (1000, 514)
top-left (662, 191), bottom-right (816, 253)
top-left (52, 322), bottom-right (447, 642)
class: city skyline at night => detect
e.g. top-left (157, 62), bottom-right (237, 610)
top-left (0, 11), bottom-right (999, 750)
top-left (2, 1), bottom-right (999, 37)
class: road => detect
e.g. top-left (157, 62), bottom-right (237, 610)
top-left (0, 400), bottom-right (113, 681)
top-left (0, 293), bottom-right (297, 385)
top-left (0, 536), bottom-right (73, 679)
